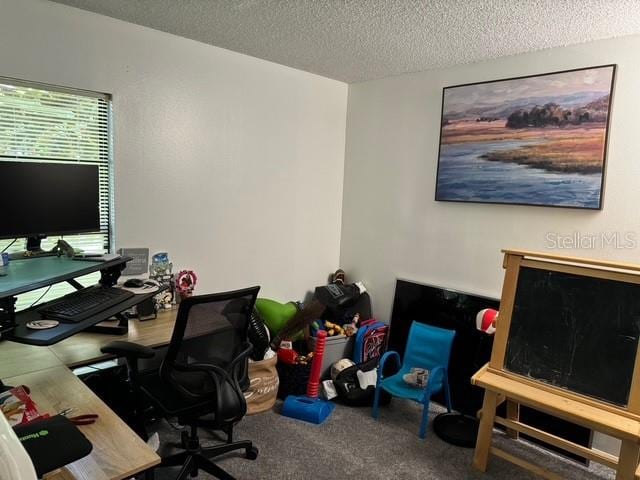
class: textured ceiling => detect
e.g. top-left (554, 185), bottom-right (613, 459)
top-left (50, 0), bottom-right (640, 83)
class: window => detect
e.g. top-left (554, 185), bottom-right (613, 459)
top-left (0, 78), bottom-right (113, 310)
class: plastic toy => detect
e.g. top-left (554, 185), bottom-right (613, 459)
top-left (277, 348), bottom-right (299, 366)
top-left (330, 358), bottom-right (355, 381)
top-left (403, 367), bottom-right (430, 388)
top-left (149, 252), bottom-right (172, 277)
top-left (281, 330), bottom-right (335, 424)
top-left (149, 252), bottom-right (175, 309)
top-left (296, 352), bottom-right (314, 365)
top-left (269, 299), bottom-right (325, 350)
top-left (324, 321), bottom-right (344, 336)
top-left (343, 323), bottom-right (358, 337)
top-left (476, 308), bottom-right (499, 334)
top-left (255, 299), bottom-right (298, 336)
top-left (331, 269), bottom-right (345, 284)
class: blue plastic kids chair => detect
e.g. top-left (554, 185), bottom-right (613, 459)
top-left (372, 322), bottom-right (455, 439)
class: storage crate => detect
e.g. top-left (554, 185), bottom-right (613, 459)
top-left (308, 334), bottom-right (354, 380)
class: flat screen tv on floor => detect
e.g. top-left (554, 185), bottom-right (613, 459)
top-left (389, 279), bottom-right (499, 416)
top-left (388, 278), bottom-right (591, 461)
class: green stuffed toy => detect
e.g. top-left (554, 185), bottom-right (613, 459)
top-left (255, 298), bottom-right (300, 339)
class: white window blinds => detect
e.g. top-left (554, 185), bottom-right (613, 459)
top-left (0, 78), bottom-right (113, 310)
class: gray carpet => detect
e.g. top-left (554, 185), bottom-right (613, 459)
top-left (153, 400), bottom-right (615, 479)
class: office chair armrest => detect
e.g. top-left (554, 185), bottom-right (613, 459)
top-left (165, 362), bottom-right (236, 404)
top-left (187, 362), bottom-right (233, 383)
top-left (101, 341), bottom-right (156, 360)
top-left (378, 351), bottom-right (401, 381)
top-left (186, 362), bottom-right (247, 422)
top-left (187, 362), bottom-right (242, 399)
top-left (188, 362), bottom-right (227, 373)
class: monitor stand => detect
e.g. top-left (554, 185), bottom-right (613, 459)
top-left (10, 237), bottom-right (76, 260)
top-left (25, 235), bottom-right (46, 253)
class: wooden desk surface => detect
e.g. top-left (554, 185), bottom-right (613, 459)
top-left (49, 309), bottom-right (177, 367)
top-left (4, 366), bottom-right (160, 480)
top-left (0, 310), bottom-right (177, 374)
top-left (0, 341), bottom-right (64, 378)
top-left (0, 309), bottom-right (176, 479)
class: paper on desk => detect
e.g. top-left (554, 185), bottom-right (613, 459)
top-left (118, 284), bottom-right (160, 295)
top-left (0, 387), bottom-right (44, 427)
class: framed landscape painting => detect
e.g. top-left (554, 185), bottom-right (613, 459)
top-left (435, 65), bottom-right (616, 209)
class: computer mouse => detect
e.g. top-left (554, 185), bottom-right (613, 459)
top-left (123, 278), bottom-right (145, 288)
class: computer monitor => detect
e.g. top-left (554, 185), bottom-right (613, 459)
top-left (0, 161), bottom-right (100, 244)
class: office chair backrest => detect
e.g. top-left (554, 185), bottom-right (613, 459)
top-left (161, 286), bottom-right (260, 400)
top-left (404, 322), bottom-right (455, 371)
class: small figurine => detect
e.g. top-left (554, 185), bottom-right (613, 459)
top-left (149, 252), bottom-right (173, 278)
top-left (175, 270), bottom-right (197, 300)
top-left (343, 312), bottom-right (360, 337)
top-left (149, 252), bottom-right (175, 309)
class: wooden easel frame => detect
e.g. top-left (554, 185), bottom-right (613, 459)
top-left (472, 249), bottom-right (640, 480)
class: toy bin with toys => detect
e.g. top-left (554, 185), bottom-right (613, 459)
top-left (308, 333), bottom-right (354, 380)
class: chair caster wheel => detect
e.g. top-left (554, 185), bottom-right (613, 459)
top-left (245, 446), bottom-right (258, 460)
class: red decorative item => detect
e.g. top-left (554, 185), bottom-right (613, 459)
top-left (175, 270), bottom-right (197, 299)
top-left (277, 347), bottom-right (299, 366)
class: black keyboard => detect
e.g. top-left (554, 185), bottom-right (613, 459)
top-left (37, 286), bottom-right (135, 323)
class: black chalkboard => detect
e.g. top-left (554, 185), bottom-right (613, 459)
top-left (504, 267), bottom-right (640, 406)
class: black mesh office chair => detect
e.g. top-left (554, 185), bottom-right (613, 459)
top-left (102, 286), bottom-right (260, 480)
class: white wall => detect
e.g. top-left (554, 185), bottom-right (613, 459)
top-left (0, 0), bottom-right (348, 301)
top-left (341, 35), bottom-right (640, 319)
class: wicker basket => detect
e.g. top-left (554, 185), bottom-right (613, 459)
top-left (245, 355), bottom-right (279, 415)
